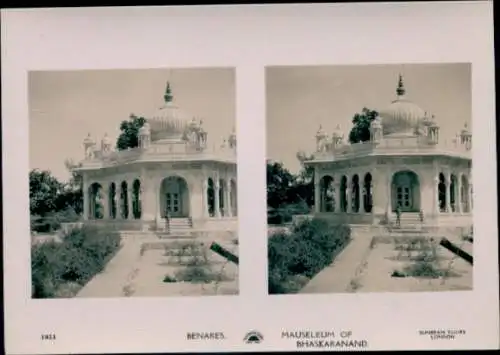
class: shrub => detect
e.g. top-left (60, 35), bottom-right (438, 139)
top-left (30, 208), bottom-right (81, 233)
top-left (174, 265), bottom-right (231, 284)
top-left (31, 225), bottom-right (121, 298)
top-left (268, 218), bottom-right (351, 294)
top-left (267, 207), bottom-right (293, 225)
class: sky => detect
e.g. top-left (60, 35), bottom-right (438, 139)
top-left (29, 67), bottom-right (236, 181)
top-left (266, 63), bottom-right (472, 173)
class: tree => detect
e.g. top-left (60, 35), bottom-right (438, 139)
top-left (266, 160), bottom-right (295, 209)
top-left (29, 169), bottom-right (65, 216)
top-left (116, 114), bottom-right (146, 151)
top-left (61, 159), bottom-right (84, 215)
top-left (348, 107), bottom-right (379, 144)
top-left (290, 152), bottom-right (315, 208)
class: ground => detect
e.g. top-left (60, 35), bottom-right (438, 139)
top-left (300, 230), bottom-right (473, 294)
top-left (73, 234), bottom-right (239, 298)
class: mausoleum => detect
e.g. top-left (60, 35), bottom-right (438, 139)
top-left (305, 75), bottom-right (473, 229)
top-left (74, 82), bottom-right (238, 234)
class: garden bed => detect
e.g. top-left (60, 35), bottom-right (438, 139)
top-left (267, 218), bottom-right (352, 294)
top-left (345, 236), bottom-right (473, 293)
top-left (122, 240), bottom-right (239, 297)
top-left (31, 225), bottom-right (122, 298)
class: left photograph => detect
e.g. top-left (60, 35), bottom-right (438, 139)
top-left (29, 67), bottom-right (239, 298)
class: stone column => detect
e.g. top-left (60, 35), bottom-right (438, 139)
top-left (468, 178), bottom-right (473, 213)
top-left (334, 180), bottom-right (341, 213)
top-left (314, 172), bottom-right (321, 213)
top-left (140, 176), bottom-right (155, 221)
top-left (445, 173), bottom-right (452, 213)
top-left (214, 179), bottom-right (221, 218)
top-left (386, 171), bottom-right (392, 214)
top-left (82, 178), bottom-right (90, 220)
top-left (371, 170), bottom-right (384, 216)
top-left (127, 180), bottom-right (134, 219)
top-left (457, 174), bottom-right (463, 214)
top-left (202, 178), bottom-right (209, 218)
top-left (346, 179), bottom-right (352, 213)
top-left (433, 175), bottom-right (440, 216)
top-left (102, 184), bottom-right (109, 219)
top-left (114, 183), bottom-right (121, 220)
top-left (225, 180), bottom-right (232, 217)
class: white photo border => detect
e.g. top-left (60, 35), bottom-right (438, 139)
top-left (2, 2), bottom-right (498, 354)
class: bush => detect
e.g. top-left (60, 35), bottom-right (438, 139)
top-left (30, 208), bottom-right (81, 234)
top-left (267, 202), bottom-right (311, 225)
top-left (174, 265), bottom-right (231, 284)
top-left (268, 218), bottom-right (351, 294)
top-left (31, 225), bottom-right (121, 298)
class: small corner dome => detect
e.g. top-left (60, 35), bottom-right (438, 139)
top-left (370, 116), bottom-right (382, 128)
top-left (316, 124), bottom-right (327, 138)
top-left (144, 82), bottom-right (192, 141)
top-left (461, 122), bottom-right (471, 136)
top-left (101, 133), bottom-right (112, 144)
top-left (139, 121), bottom-right (151, 134)
top-left (83, 133), bottom-right (95, 145)
top-left (378, 74), bottom-right (426, 135)
top-left (332, 124), bottom-right (344, 138)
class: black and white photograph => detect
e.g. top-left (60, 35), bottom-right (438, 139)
top-left (29, 68), bottom-right (239, 298)
top-left (266, 63), bottom-right (474, 295)
top-left (3, 2), bottom-right (498, 354)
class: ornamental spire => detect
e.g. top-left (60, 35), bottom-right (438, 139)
top-left (164, 81), bottom-right (173, 103)
top-left (396, 73), bottom-right (406, 97)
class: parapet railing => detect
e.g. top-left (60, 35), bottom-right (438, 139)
top-left (313, 137), bottom-right (471, 162)
top-left (79, 143), bottom-right (236, 168)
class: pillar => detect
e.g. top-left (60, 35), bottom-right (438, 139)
top-left (114, 183), bottom-right (121, 220)
top-left (127, 180), bottom-right (134, 219)
top-left (457, 174), bottom-right (463, 214)
top-left (346, 179), bottom-right (352, 213)
top-left (433, 175), bottom-right (440, 216)
top-left (468, 177), bottom-right (473, 212)
top-left (314, 172), bottom-right (321, 213)
top-left (102, 184), bottom-right (109, 220)
top-left (155, 182), bottom-right (162, 221)
top-left (202, 178), bottom-right (209, 218)
top-left (83, 179), bottom-right (90, 220)
top-left (371, 169), bottom-right (386, 216)
top-left (141, 176), bottom-right (155, 221)
top-left (225, 180), bottom-right (232, 217)
top-left (214, 179), bottom-right (221, 218)
top-left (334, 180), bottom-right (340, 213)
top-left (445, 173), bottom-right (452, 213)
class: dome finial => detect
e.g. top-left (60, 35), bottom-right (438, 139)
top-left (396, 73), bottom-right (406, 96)
top-left (164, 81), bottom-right (173, 103)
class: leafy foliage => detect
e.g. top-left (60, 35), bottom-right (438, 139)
top-left (29, 168), bottom-right (82, 233)
top-left (268, 218), bottom-right (351, 294)
top-left (29, 169), bottom-right (65, 216)
top-left (116, 114), bottom-right (146, 151)
top-left (348, 107), bottom-right (379, 144)
top-left (31, 225), bottom-right (121, 298)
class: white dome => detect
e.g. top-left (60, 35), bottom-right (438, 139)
top-left (146, 82), bottom-right (192, 141)
top-left (379, 75), bottom-right (426, 135)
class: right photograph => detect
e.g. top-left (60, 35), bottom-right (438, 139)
top-left (266, 63), bottom-right (473, 295)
